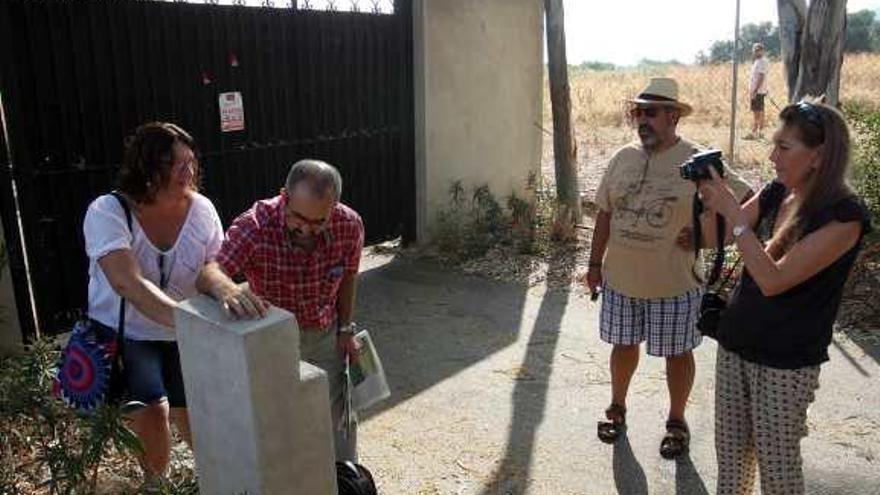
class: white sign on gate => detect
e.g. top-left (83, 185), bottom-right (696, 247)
top-left (219, 91), bottom-right (245, 132)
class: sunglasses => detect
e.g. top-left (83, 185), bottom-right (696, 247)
top-left (794, 101), bottom-right (822, 125)
top-left (629, 107), bottom-right (663, 119)
top-left (792, 101), bottom-right (825, 141)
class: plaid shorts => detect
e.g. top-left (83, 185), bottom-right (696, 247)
top-left (599, 285), bottom-right (703, 357)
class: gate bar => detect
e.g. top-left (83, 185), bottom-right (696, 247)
top-left (0, 89), bottom-right (40, 342)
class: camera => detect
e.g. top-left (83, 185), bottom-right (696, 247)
top-left (679, 150), bottom-right (725, 181)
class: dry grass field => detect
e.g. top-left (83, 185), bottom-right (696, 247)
top-left (543, 53), bottom-right (880, 196)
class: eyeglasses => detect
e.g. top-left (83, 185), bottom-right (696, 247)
top-left (283, 196), bottom-right (327, 227)
top-left (287, 209), bottom-right (326, 227)
top-left (629, 107), bottom-right (663, 119)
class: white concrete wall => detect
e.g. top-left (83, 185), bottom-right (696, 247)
top-left (0, 215), bottom-right (22, 355)
top-left (414, 0), bottom-right (544, 241)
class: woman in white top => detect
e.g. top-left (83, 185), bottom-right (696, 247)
top-left (84, 122), bottom-right (223, 483)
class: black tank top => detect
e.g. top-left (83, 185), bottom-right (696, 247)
top-left (717, 181), bottom-right (872, 369)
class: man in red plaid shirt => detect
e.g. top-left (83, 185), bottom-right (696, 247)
top-left (197, 159), bottom-right (365, 461)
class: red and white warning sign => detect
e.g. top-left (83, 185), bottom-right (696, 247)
top-left (219, 91), bottom-right (245, 132)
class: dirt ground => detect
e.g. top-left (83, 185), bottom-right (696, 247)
top-left (356, 252), bottom-right (880, 495)
top-left (354, 128), bottom-right (880, 494)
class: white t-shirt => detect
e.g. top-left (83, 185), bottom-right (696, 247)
top-left (749, 57), bottom-right (769, 95)
top-left (84, 192), bottom-right (224, 341)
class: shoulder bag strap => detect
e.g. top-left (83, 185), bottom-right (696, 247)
top-left (691, 193), bottom-right (707, 283)
top-left (109, 191), bottom-right (133, 355)
top-left (691, 191), bottom-right (726, 287)
top-left (707, 215), bottom-right (726, 287)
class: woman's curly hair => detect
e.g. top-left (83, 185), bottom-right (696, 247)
top-left (117, 122), bottom-right (200, 203)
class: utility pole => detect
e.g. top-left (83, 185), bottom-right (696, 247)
top-left (728, 0), bottom-right (741, 164)
top-left (544, 0), bottom-right (581, 240)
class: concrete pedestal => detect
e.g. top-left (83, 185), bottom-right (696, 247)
top-left (176, 294), bottom-right (337, 495)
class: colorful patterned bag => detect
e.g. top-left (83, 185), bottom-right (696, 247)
top-left (53, 318), bottom-right (126, 412)
top-left (53, 192), bottom-right (131, 413)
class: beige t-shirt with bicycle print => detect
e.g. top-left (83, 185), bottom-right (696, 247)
top-left (595, 139), bottom-right (751, 299)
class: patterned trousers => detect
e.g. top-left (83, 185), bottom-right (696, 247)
top-left (714, 347), bottom-right (820, 495)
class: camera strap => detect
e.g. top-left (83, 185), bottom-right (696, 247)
top-left (691, 192), bottom-right (726, 286)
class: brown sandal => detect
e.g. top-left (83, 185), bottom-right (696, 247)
top-left (597, 403), bottom-right (626, 444)
top-left (659, 419), bottom-right (690, 459)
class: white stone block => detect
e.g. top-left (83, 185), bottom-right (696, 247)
top-left (176, 293), bottom-right (337, 495)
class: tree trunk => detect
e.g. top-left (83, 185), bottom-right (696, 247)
top-left (794, 0), bottom-right (847, 105)
top-left (777, 0), bottom-right (807, 101)
top-left (778, 0), bottom-right (847, 105)
top-left (544, 0), bottom-right (580, 240)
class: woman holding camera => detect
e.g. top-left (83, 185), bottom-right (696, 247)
top-left (698, 100), bottom-right (871, 495)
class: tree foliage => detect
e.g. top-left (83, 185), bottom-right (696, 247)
top-left (845, 101), bottom-right (880, 226)
top-left (706, 22), bottom-right (780, 64)
top-left (701, 10), bottom-right (880, 65)
top-left (845, 9), bottom-right (879, 53)
top-left (575, 61), bottom-right (616, 72)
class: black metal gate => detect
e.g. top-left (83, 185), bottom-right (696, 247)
top-left (0, 0), bottom-right (415, 340)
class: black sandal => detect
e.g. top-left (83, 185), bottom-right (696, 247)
top-left (597, 403), bottom-right (627, 444)
top-left (659, 419), bottom-right (690, 459)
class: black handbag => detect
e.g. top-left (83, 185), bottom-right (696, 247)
top-left (53, 192), bottom-right (132, 412)
top-left (336, 460), bottom-right (378, 495)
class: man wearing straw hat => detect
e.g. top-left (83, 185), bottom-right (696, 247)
top-left (584, 77), bottom-right (751, 459)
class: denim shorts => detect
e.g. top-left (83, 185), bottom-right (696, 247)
top-left (122, 338), bottom-right (187, 408)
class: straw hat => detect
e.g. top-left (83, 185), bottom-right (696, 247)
top-left (628, 77), bottom-right (693, 117)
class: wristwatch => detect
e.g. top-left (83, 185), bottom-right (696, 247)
top-left (732, 223), bottom-right (749, 239)
top-left (338, 322), bottom-right (357, 336)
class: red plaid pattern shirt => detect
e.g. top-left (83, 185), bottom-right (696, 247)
top-left (216, 196), bottom-right (364, 330)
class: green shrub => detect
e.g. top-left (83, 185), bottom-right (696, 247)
top-left (0, 338), bottom-right (142, 494)
top-left (429, 173), bottom-right (555, 262)
top-left (844, 101), bottom-right (880, 227)
top-left (430, 181), bottom-right (504, 262)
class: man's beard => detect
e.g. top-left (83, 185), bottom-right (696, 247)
top-left (286, 228), bottom-right (317, 250)
top-left (638, 124), bottom-right (658, 149)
